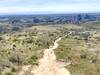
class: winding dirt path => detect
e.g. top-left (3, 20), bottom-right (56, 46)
top-left (17, 37), bottom-right (71, 75)
top-left (31, 37), bottom-right (71, 75)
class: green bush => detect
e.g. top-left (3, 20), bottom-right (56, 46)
top-left (11, 67), bottom-right (16, 72)
top-left (28, 55), bottom-right (38, 65)
top-left (4, 72), bottom-right (13, 75)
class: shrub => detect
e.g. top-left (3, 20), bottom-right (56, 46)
top-left (11, 67), bottom-right (16, 72)
top-left (4, 72), bottom-right (13, 75)
top-left (28, 55), bottom-right (38, 65)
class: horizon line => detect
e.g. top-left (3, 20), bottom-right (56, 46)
top-left (0, 12), bottom-right (100, 15)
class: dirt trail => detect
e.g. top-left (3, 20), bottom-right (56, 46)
top-left (17, 37), bottom-right (71, 75)
top-left (31, 37), bottom-right (71, 75)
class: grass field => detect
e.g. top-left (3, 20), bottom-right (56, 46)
top-left (0, 23), bottom-right (100, 75)
top-left (54, 32), bottom-right (100, 75)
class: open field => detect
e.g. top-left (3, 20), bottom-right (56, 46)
top-left (54, 22), bottom-right (100, 75)
top-left (0, 22), bottom-right (100, 75)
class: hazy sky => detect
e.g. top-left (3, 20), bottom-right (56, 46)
top-left (0, 0), bottom-right (100, 14)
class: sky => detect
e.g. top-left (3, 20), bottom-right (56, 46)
top-left (0, 0), bottom-right (100, 14)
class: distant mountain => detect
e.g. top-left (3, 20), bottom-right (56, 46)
top-left (0, 13), bottom-right (100, 25)
top-left (0, 13), bottom-right (100, 33)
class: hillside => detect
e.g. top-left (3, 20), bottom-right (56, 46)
top-left (0, 17), bottom-right (100, 75)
